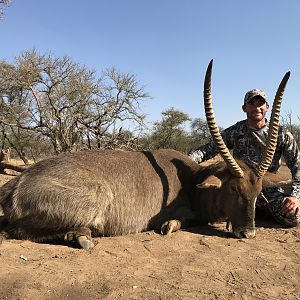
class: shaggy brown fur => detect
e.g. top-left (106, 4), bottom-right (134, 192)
top-left (0, 149), bottom-right (260, 248)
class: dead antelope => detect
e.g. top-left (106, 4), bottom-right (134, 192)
top-left (0, 61), bottom-right (289, 248)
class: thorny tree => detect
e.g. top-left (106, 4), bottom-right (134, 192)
top-left (79, 67), bottom-right (148, 150)
top-left (148, 108), bottom-right (191, 152)
top-left (281, 111), bottom-right (300, 147)
top-left (0, 60), bottom-right (33, 163)
top-left (190, 117), bottom-right (212, 147)
top-left (0, 50), bottom-right (149, 159)
top-left (0, 0), bottom-right (11, 19)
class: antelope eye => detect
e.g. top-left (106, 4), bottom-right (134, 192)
top-left (231, 186), bottom-right (238, 192)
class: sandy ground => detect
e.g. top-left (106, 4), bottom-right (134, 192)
top-left (0, 161), bottom-right (299, 300)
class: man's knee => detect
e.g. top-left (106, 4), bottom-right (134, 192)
top-left (278, 214), bottom-right (300, 227)
top-left (259, 188), bottom-right (300, 227)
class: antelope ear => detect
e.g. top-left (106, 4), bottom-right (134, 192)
top-left (196, 175), bottom-right (222, 189)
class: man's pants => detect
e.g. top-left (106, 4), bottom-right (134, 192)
top-left (257, 186), bottom-right (300, 227)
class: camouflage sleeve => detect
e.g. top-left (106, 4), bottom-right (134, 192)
top-left (188, 139), bottom-right (219, 163)
top-left (188, 125), bottom-right (236, 163)
top-left (282, 130), bottom-right (300, 198)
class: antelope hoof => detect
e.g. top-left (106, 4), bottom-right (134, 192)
top-left (64, 232), bottom-right (75, 242)
top-left (64, 229), bottom-right (94, 249)
top-left (77, 236), bottom-right (95, 249)
top-left (161, 219), bottom-right (181, 235)
top-left (234, 229), bottom-right (256, 239)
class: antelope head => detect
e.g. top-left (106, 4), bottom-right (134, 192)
top-left (203, 60), bottom-right (290, 238)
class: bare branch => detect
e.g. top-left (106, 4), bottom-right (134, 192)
top-left (0, 161), bottom-right (28, 173)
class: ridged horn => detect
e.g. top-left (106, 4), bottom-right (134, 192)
top-left (255, 71), bottom-right (290, 178)
top-left (204, 59), bottom-right (244, 178)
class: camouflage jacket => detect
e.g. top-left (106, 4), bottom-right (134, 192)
top-left (189, 120), bottom-right (300, 198)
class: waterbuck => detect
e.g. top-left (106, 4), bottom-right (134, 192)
top-left (0, 61), bottom-right (289, 249)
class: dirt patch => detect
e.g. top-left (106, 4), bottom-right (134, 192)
top-left (0, 162), bottom-right (299, 300)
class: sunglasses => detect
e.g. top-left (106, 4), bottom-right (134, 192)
top-left (246, 98), bottom-right (266, 106)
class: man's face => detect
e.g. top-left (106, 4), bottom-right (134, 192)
top-left (242, 97), bottom-right (269, 122)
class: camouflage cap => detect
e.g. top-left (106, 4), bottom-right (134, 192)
top-left (244, 89), bottom-right (267, 104)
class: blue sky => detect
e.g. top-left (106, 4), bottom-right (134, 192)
top-left (1, 0), bottom-right (299, 129)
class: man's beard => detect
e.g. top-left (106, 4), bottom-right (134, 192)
top-left (247, 111), bottom-right (267, 122)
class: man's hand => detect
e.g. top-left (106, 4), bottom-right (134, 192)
top-left (281, 196), bottom-right (300, 217)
